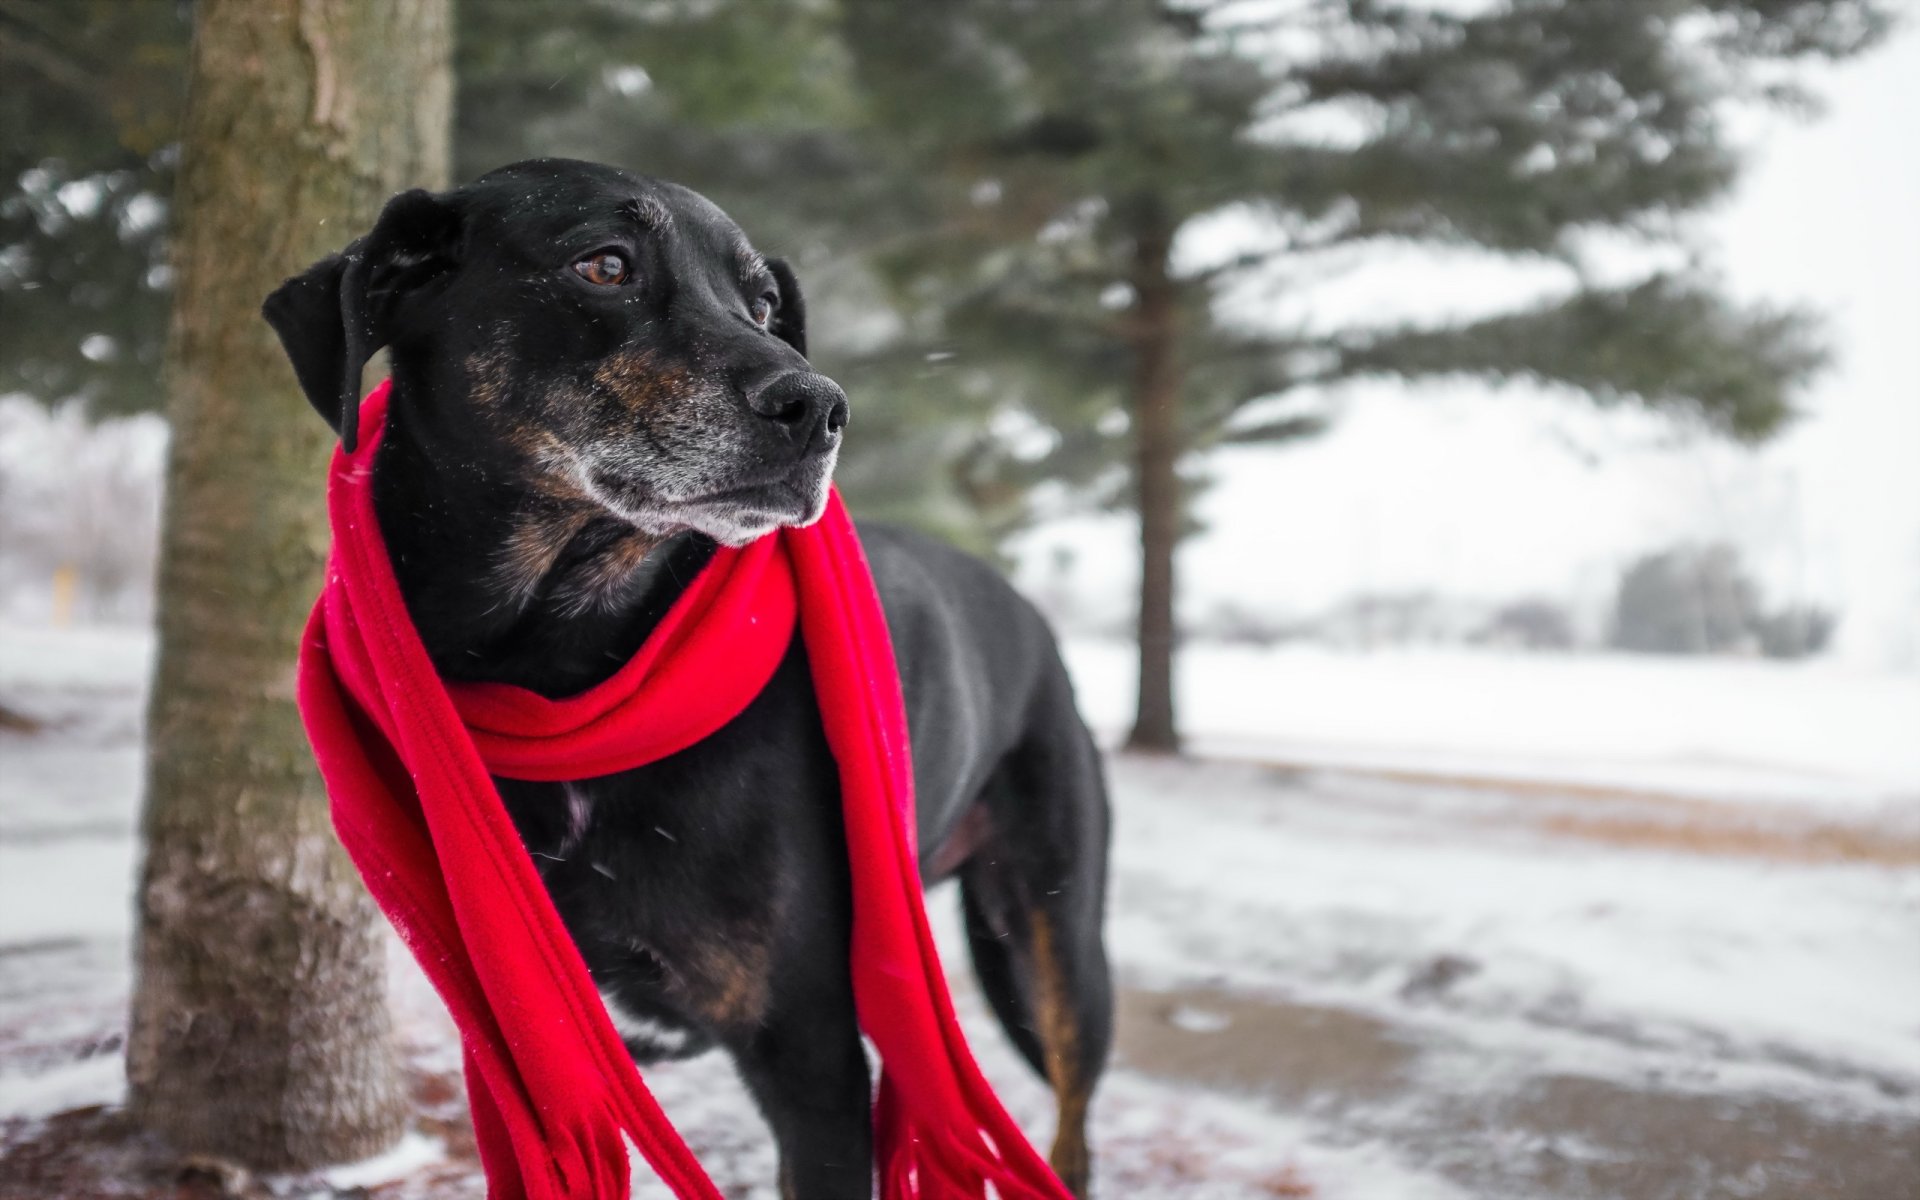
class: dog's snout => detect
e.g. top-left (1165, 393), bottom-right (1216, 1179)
top-left (751, 372), bottom-right (849, 447)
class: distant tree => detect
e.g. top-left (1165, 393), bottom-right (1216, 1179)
top-left (128, 0), bottom-right (450, 1170)
top-left (1195, 600), bottom-right (1302, 649)
top-left (1608, 542), bottom-right (1839, 657)
top-left (1325, 589), bottom-right (1455, 648)
top-left (835, 0), bottom-right (1887, 750)
top-left (1753, 604), bottom-right (1836, 659)
top-left (1609, 543), bottom-right (1761, 654)
top-left (1478, 599), bottom-right (1577, 651)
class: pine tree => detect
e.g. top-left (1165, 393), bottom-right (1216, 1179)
top-left (835, 0), bottom-right (1886, 750)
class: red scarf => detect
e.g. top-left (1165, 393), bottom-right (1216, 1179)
top-left (297, 381), bottom-right (1072, 1200)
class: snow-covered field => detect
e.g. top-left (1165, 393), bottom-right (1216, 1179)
top-left (3, 622), bottom-right (1917, 1198)
top-left (1063, 638), bottom-right (1920, 811)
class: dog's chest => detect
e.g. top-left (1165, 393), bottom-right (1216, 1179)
top-left (492, 659), bottom-right (845, 1054)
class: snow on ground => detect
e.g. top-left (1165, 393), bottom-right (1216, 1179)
top-left (0, 622), bottom-right (156, 695)
top-left (318, 1131), bottom-right (447, 1191)
top-left (1105, 755), bottom-right (1920, 1102)
top-left (1063, 638), bottom-right (1920, 811)
top-left (3, 621), bottom-right (1917, 1198)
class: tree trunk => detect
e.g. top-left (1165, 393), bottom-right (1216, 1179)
top-left (1124, 216), bottom-right (1182, 754)
top-left (128, 0), bottom-right (450, 1170)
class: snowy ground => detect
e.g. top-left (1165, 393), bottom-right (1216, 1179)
top-left (2, 622), bottom-right (1917, 1198)
top-left (1061, 638), bottom-right (1920, 812)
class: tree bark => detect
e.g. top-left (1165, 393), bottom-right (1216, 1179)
top-left (1124, 215), bottom-right (1182, 754)
top-left (128, 0), bottom-right (450, 1170)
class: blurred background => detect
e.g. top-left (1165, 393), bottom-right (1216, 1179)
top-left (2, 1), bottom-right (1916, 1198)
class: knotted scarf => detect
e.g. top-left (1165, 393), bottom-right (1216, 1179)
top-left (297, 381), bottom-right (1072, 1199)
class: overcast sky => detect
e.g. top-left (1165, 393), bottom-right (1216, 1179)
top-left (1018, 18), bottom-right (1920, 669)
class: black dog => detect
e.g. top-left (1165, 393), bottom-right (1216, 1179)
top-left (264, 159), bottom-right (1112, 1198)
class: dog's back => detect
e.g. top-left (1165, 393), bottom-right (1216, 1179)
top-left (860, 522), bottom-right (1079, 825)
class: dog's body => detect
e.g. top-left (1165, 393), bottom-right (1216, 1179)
top-left (266, 160), bottom-right (1111, 1198)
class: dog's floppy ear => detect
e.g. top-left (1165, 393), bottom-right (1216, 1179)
top-left (765, 257), bottom-right (808, 358)
top-left (261, 188), bottom-right (463, 452)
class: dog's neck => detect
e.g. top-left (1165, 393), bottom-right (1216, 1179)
top-left (367, 394), bottom-right (716, 698)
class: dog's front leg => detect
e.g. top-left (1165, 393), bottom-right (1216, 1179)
top-left (727, 995), bottom-right (873, 1200)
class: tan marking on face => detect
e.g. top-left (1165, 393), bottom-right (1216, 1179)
top-left (552, 526), bottom-right (664, 617)
top-left (504, 426), bottom-right (600, 507)
top-left (494, 506), bottom-right (593, 604)
top-left (597, 528), bottom-right (657, 581)
top-left (593, 348), bottom-right (696, 416)
top-left (465, 347), bottom-right (513, 413)
top-left (1031, 912), bottom-right (1093, 1197)
top-left (465, 347), bottom-right (603, 509)
top-left (465, 349), bottom-right (687, 608)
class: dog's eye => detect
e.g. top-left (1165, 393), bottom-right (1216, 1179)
top-left (572, 251), bottom-right (629, 287)
top-left (749, 291), bottom-right (777, 328)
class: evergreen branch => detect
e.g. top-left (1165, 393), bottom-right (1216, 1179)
top-left (1219, 413), bottom-right (1330, 445)
top-left (1323, 275), bottom-right (1826, 439)
top-left (0, 5), bottom-right (100, 101)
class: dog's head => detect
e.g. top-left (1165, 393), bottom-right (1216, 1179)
top-left (262, 158), bottom-right (845, 546)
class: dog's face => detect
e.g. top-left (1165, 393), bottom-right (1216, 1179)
top-left (263, 159), bottom-right (846, 545)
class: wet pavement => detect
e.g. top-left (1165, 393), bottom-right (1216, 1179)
top-left (1115, 980), bottom-right (1920, 1200)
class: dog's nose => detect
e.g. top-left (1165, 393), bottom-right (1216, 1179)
top-left (750, 372), bottom-right (849, 447)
